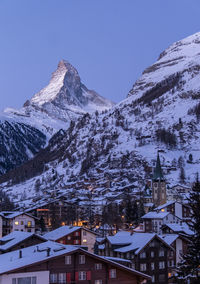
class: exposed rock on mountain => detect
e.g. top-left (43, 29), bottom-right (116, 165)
top-left (0, 119), bottom-right (46, 175)
top-left (5, 60), bottom-right (114, 135)
top-left (1, 32), bottom-right (200, 206)
top-left (0, 60), bottom-right (114, 176)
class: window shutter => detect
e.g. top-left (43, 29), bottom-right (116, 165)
top-left (75, 272), bottom-right (79, 281)
top-left (87, 271), bottom-right (91, 280)
top-left (73, 240), bottom-right (76, 245)
top-left (66, 273), bottom-right (71, 283)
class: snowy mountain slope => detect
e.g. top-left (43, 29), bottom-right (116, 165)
top-left (1, 32), bottom-right (200, 206)
top-left (0, 60), bottom-right (114, 176)
top-left (0, 119), bottom-right (46, 176)
top-left (4, 60), bottom-right (114, 136)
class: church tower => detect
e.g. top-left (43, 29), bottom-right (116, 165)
top-left (152, 153), bottom-right (166, 207)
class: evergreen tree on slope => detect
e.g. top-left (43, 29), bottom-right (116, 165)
top-left (176, 175), bottom-right (200, 283)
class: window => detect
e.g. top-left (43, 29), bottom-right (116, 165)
top-left (21, 221), bottom-right (24, 225)
top-left (95, 281), bottom-right (102, 284)
top-left (151, 262), bottom-right (155, 270)
top-left (27, 221), bottom-right (32, 227)
top-left (12, 277), bottom-right (37, 284)
top-left (50, 274), bottom-right (57, 283)
top-left (151, 251), bottom-right (155, 257)
top-left (15, 221), bottom-right (19, 225)
top-left (158, 274), bottom-right (166, 282)
top-left (140, 252), bottom-right (146, 259)
top-left (67, 236), bottom-right (71, 240)
top-left (109, 269), bottom-right (116, 278)
top-left (65, 255), bottom-right (71, 264)
top-left (95, 263), bottom-right (102, 270)
top-left (79, 271), bottom-right (86, 280)
top-left (83, 239), bottom-right (87, 243)
top-left (159, 261), bottom-right (165, 269)
top-left (140, 263), bottom-right (146, 271)
top-left (168, 260), bottom-right (174, 267)
top-left (152, 275), bottom-right (155, 283)
top-left (83, 230), bottom-right (87, 236)
top-left (58, 273), bottom-right (66, 283)
top-left (74, 240), bottom-right (79, 244)
top-left (159, 249), bottom-right (165, 257)
top-left (79, 255), bottom-right (85, 264)
top-left (75, 231), bottom-right (80, 236)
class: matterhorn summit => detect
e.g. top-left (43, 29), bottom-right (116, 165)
top-left (4, 60), bottom-right (114, 134)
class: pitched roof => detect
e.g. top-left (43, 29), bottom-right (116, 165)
top-left (162, 223), bottom-right (194, 235)
top-left (0, 211), bottom-right (36, 220)
top-left (159, 234), bottom-right (179, 245)
top-left (111, 232), bottom-right (173, 254)
top-left (44, 226), bottom-right (80, 241)
top-left (154, 201), bottom-right (176, 210)
top-left (0, 231), bottom-right (46, 252)
top-left (0, 241), bottom-right (78, 274)
top-left (114, 233), bottom-right (156, 254)
top-left (142, 211), bottom-right (170, 219)
top-left (0, 241), bottom-right (151, 280)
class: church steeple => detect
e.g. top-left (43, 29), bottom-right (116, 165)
top-left (152, 152), bottom-right (166, 207)
top-left (153, 152), bottom-right (164, 181)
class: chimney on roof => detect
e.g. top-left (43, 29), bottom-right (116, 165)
top-left (47, 247), bottom-right (51, 257)
top-left (19, 250), bottom-right (22, 258)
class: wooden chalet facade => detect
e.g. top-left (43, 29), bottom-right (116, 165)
top-left (97, 232), bottom-right (174, 284)
top-left (0, 241), bottom-right (150, 284)
top-left (44, 226), bottom-right (97, 253)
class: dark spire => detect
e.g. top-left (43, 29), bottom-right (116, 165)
top-left (153, 152), bottom-right (164, 181)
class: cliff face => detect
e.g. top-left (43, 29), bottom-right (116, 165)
top-left (1, 33), bottom-right (200, 207)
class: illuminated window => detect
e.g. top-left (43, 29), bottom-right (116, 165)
top-left (21, 221), bottom-right (24, 225)
top-left (83, 239), bottom-right (87, 243)
top-left (27, 221), bottom-right (32, 227)
top-left (161, 209), bottom-right (165, 212)
top-left (15, 221), bottom-right (19, 225)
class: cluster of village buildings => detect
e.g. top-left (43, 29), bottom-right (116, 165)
top-left (0, 154), bottom-right (194, 283)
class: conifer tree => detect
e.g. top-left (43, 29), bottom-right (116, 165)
top-left (176, 175), bottom-right (200, 283)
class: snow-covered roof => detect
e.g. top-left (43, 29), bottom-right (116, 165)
top-left (107, 231), bottom-right (135, 245)
top-left (159, 234), bottom-right (179, 245)
top-left (103, 256), bottom-right (132, 264)
top-left (142, 211), bottom-right (170, 219)
top-left (44, 226), bottom-right (80, 241)
top-left (154, 201), bottom-right (176, 210)
top-left (0, 231), bottom-right (46, 252)
top-left (0, 211), bottom-right (36, 220)
top-left (163, 223), bottom-right (194, 235)
top-left (0, 241), bottom-right (79, 274)
top-left (113, 233), bottom-right (157, 254)
top-left (0, 241), bottom-right (151, 280)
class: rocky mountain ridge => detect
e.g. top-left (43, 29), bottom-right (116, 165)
top-left (1, 32), bottom-right (200, 206)
top-left (4, 60), bottom-right (114, 136)
top-left (0, 60), bottom-right (114, 175)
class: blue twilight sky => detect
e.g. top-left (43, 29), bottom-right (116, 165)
top-left (0, 0), bottom-right (200, 111)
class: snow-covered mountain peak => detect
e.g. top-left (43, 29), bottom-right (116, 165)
top-left (30, 60), bottom-right (80, 107)
top-left (4, 60), bottom-right (115, 136)
top-left (128, 31), bottom-right (200, 100)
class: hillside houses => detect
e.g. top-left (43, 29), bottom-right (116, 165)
top-left (0, 241), bottom-right (150, 284)
top-left (0, 211), bottom-right (36, 238)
